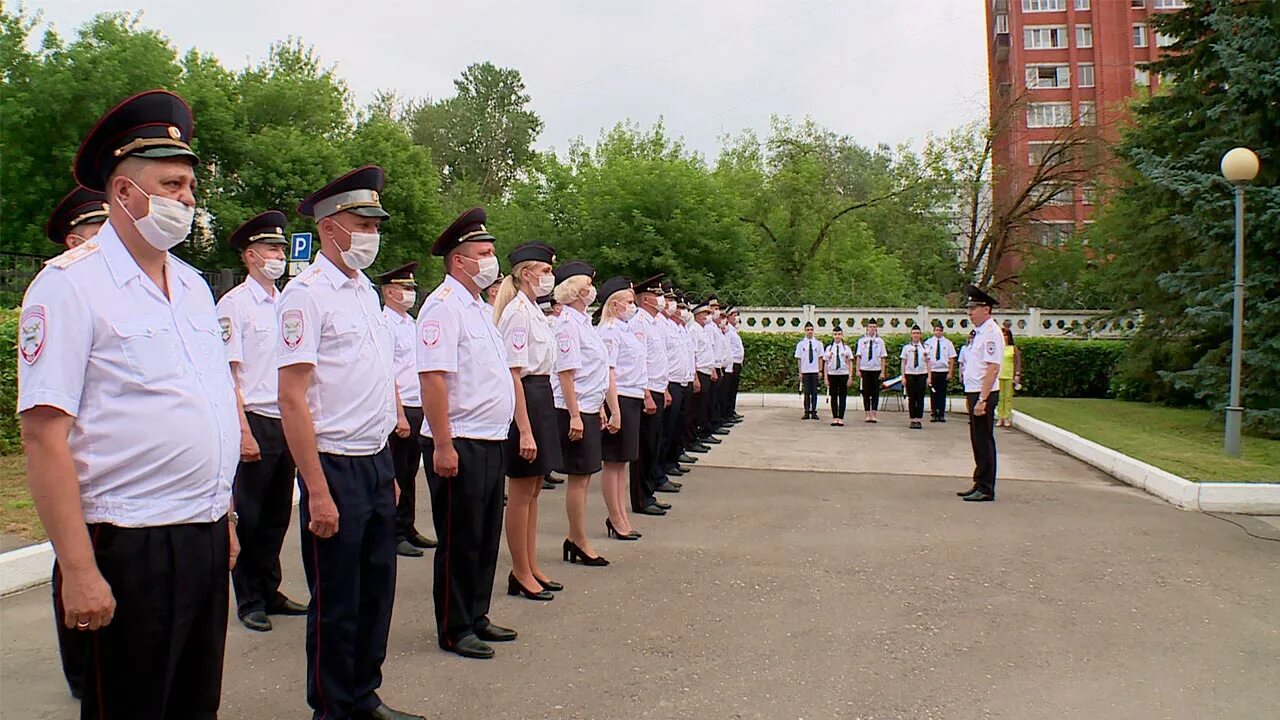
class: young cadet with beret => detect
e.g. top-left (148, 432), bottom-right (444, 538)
top-left (794, 322), bottom-right (823, 420)
top-left (900, 326), bottom-right (930, 430)
top-left (19, 89), bottom-right (240, 719)
top-left (216, 211), bottom-right (308, 633)
top-left (959, 285), bottom-right (1006, 502)
top-left (377, 262), bottom-right (437, 558)
top-left (856, 320), bottom-right (888, 423)
top-left (596, 278), bottom-right (646, 537)
top-left (278, 166), bottom-right (423, 720)
top-left (551, 262), bottom-right (619, 561)
top-left (923, 322), bottom-right (957, 423)
top-left (493, 242), bottom-right (570, 599)
top-left (629, 274), bottom-right (673, 517)
top-left (417, 207), bottom-right (519, 660)
top-left (823, 327), bottom-right (854, 426)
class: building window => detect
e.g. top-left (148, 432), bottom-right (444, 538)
top-left (1156, 31), bottom-right (1176, 47)
top-left (1074, 0), bottom-right (1090, 9)
top-left (1076, 25), bottom-right (1093, 48)
top-left (1025, 25), bottom-right (1069, 49)
top-left (1079, 101), bottom-right (1097, 125)
top-left (1153, 0), bottom-right (1187, 8)
top-left (1023, 0), bottom-right (1067, 11)
top-left (996, 14), bottom-right (1009, 33)
top-left (1130, 0), bottom-right (1145, 8)
top-left (1082, 183), bottom-right (1098, 206)
top-left (1133, 24), bottom-right (1148, 47)
top-left (1031, 221), bottom-right (1074, 248)
top-left (1026, 64), bottom-right (1071, 89)
top-left (1028, 102), bottom-right (1074, 128)
top-left (1078, 63), bottom-right (1095, 87)
top-left (1041, 184), bottom-right (1073, 206)
top-left (1135, 67), bottom-right (1150, 86)
top-left (1028, 141), bottom-right (1064, 166)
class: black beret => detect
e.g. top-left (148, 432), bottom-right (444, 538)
top-left (298, 165), bottom-right (389, 220)
top-left (804, 321), bottom-right (814, 329)
top-left (599, 276), bottom-right (633, 304)
top-left (228, 210), bottom-right (288, 251)
top-left (376, 261), bottom-right (419, 286)
top-left (432, 207), bottom-right (494, 256)
top-left (965, 284), bottom-right (999, 307)
top-left (832, 325), bottom-right (844, 332)
top-left (554, 261), bottom-right (595, 285)
top-left (46, 186), bottom-right (109, 246)
top-left (507, 241), bottom-right (556, 266)
top-left (73, 90), bottom-right (199, 192)
top-left (634, 273), bottom-right (665, 294)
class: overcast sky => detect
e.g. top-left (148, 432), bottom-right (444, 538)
top-left (38, 0), bottom-right (991, 158)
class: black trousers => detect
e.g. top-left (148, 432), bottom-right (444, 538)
top-left (905, 374), bottom-right (929, 419)
top-left (729, 362), bottom-right (743, 415)
top-left (693, 372), bottom-right (713, 438)
top-left (299, 450), bottom-right (397, 718)
top-left (709, 372), bottom-right (724, 428)
top-left (967, 391), bottom-right (1000, 495)
top-left (630, 390), bottom-right (665, 511)
top-left (231, 412), bottom-right (297, 617)
top-left (930, 371), bottom-right (950, 418)
top-left (53, 564), bottom-right (87, 698)
top-left (661, 382), bottom-right (688, 468)
top-left (60, 518), bottom-right (229, 720)
top-left (390, 405), bottom-right (425, 542)
top-left (860, 370), bottom-right (882, 411)
top-left (827, 374), bottom-right (849, 419)
top-left (801, 372), bottom-right (819, 414)
top-left (421, 437), bottom-right (505, 645)
top-left (682, 380), bottom-right (699, 447)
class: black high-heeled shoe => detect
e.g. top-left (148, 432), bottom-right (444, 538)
top-left (605, 518), bottom-right (641, 541)
top-left (562, 538), bottom-right (609, 566)
top-left (507, 572), bottom-right (553, 601)
top-left (536, 577), bottom-right (563, 592)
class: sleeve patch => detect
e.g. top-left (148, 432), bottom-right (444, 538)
top-left (987, 341), bottom-right (996, 355)
top-left (19, 305), bottom-right (47, 365)
top-left (510, 327), bottom-right (527, 351)
top-left (557, 331), bottom-right (572, 353)
top-left (218, 316), bottom-right (232, 344)
top-left (421, 319), bottom-right (442, 348)
top-left (282, 309), bottom-right (305, 349)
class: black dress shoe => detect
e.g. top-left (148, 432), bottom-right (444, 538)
top-left (701, 436), bottom-right (722, 444)
top-left (240, 610), bottom-right (272, 632)
top-left (537, 577), bottom-right (563, 592)
top-left (267, 596), bottom-right (308, 616)
top-left (546, 473), bottom-right (566, 484)
top-left (652, 500), bottom-right (672, 510)
top-left (407, 531), bottom-right (437, 549)
top-left (357, 703), bottom-right (427, 720)
top-left (507, 573), bottom-right (553, 601)
top-left (655, 483), bottom-right (680, 493)
top-left (667, 466), bottom-right (686, 476)
top-left (678, 453), bottom-right (696, 464)
top-left (667, 480), bottom-right (683, 489)
top-left (445, 633), bottom-right (495, 659)
top-left (474, 621), bottom-right (518, 642)
top-left (636, 504), bottom-right (667, 516)
top-left (687, 444), bottom-right (710, 453)
top-left (711, 428), bottom-right (730, 436)
top-left (956, 486), bottom-right (978, 497)
top-left (938, 416), bottom-right (947, 423)
top-left (542, 479), bottom-right (556, 489)
top-left (396, 540), bottom-right (424, 557)
top-left (962, 490), bottom-right (995, 502)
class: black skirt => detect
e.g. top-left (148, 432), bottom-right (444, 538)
top-left (505, 374), bottom-right (565, 478)
top-left (601, 395), bottom-right (643, 463)
top-left (555, 409), bottom-right (603, 476)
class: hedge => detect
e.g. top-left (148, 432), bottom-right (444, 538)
top-left (1, 307), bottom-right (20, 453)
top-left (739, 331), bottom-right (1128, 398)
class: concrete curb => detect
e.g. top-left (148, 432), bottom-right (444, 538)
top-left (738, 392), bottom-right (970, 413)
top-left (1012, 410), bottom-right (1280, 515)
top-left (0, 541), bottom-right (53, 596)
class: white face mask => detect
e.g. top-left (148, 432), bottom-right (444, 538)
top-left (620, 303), bottom-right (637, 321)
top-left (466, 255), bottom-right (500, 289)
top-left (399, 289), bottom-right (417, 307)
top-left (331, 220), bottom-right (380, 270)
top-left (250, 251), bottom-right (287, 280)
top-left (583, 286), bottom-right (598, 306)
top-left (119, 178), bottom-right (194, 251)
top-left (536, 273), bottom-right (555, 296)
top-left (682, 311), bottom-right (694, 324)
top-left (656, 296), bottom-right (667, 310)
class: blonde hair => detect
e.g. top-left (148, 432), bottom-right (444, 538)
top-left (493, 260), bottom-right (545, 323)
top-left (554, 275), bottom-right (592, 304)
top-left (600, 289), bottom-right (634, 323)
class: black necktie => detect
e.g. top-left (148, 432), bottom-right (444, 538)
top-left (835, 344), bottom-right (842, 370)
top-left (808, 341), bottom-right (814, 364)
top-left (935, 339), bottom-right (941, 361)
top-left (913, 345), bottom-right (919, 370)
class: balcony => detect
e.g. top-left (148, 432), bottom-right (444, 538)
top-left (995, 33), bottom-right (1011, 61)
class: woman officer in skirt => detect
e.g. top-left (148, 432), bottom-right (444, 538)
top-left (595, 277), bottom-right (645, 542)
top-left (493, 242), bottom-right (564, 600)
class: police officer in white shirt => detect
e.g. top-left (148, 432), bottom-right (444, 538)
top-left (708, 302), bottom-right (735, 434)
top-left (856, 320), bottom-right (888, 423)
top-left (377, 262), bottom-right (437, 559)
top-left (794, 322), bottom-right (823, 420)
top-left (216, 211), bottom-right (308, 634)
top-left (417, 208), bottom-right (518, 661)
top-left (923, 322), bottom-right (957, 422)
top-left (673, 293), bottom-right (706, 461)
top-left (18, 89), bottom-right (239, 719)
top-left (690, 299), bottom-right (723, 446)
top-left (823, 326), bottom-right (854, 426)
top-left (724, 308), bottom-right (746, 423)
top-left (959, 286), bottom-right (1006, 502)
top-left (278, 166), bottom-right (423, 720)
top-left (629, 273), bottom-right (673, 516)
top-left (900, 325), bottom-right (931, 430)
top-left (653, 282), bottom-right (687, 490)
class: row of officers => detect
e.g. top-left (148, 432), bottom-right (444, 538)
top-left (17, 89), bottom-right (746, 720)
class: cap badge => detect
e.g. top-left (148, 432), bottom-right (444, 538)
top-left (167, 126), bottom-right (182, 140)
top-left (371, 190), bottom-right (380, 203)
top-left (275, 227), bottom-right (282, 234)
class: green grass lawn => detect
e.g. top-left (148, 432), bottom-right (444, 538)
top-left (0, 454), bottom-right (45, 541)
top-left (1016, 398), bottom-right (1280, 483)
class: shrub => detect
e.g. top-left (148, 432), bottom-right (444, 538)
top-left (1, 307), bottom-right (20, 453)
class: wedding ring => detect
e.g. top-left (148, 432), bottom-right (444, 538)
top-left (76, 620), bottom-right (90, 629)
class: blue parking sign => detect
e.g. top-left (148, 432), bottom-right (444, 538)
top-left (289, 233), bottom-right (313, 262)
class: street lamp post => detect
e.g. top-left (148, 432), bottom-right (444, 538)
top-left (1219, 147), bottom-right (1259, 457)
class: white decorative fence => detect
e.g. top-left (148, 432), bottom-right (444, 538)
top-left (737, 306), bottom-right (1134, 339)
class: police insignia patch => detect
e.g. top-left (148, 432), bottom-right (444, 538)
top-left (511, 327), bottom-right (527, 351)
top-left (19, 305), bottom-right (47, 365)
top-left (282, 309), bottom-right (304, 349)
top-left (557, 333), bottom-right (571, 353)
top-left (987, 341), bottom-right (996, 355)
top-left (219, 316), bottom-right (232, 344)
top-left (421, 319), bottom-right (442, 348)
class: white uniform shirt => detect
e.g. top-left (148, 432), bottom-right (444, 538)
top-left (416, 275), bottom-right (515, 441)
top-left (659, 315), bottom-right (683, 384)
top-left (901, 341), bottom-right (930, 375)
top-left (676, 322), bottom-right (696, 383)
top-left (498, 292), bottom-right (556, 376)
top-left (823, 342), bottom-right (853, 375)
top-left (630, 310), bottom-right (668, 393)
top-left (17, 223), bottom-right (239, 527)
top-left (277, 253), bottom-right (396, 455)
top-left (856, 335), bottom-right (888, 372)
top-left (709, 322), bottom-right (729, 369)
top-left (963, 318), bottom-right (1005, 393)
top-left (383, 306), bottom-right (421, 407)
top-left (794, 337), bottom-right (823, 373)
top-left (923, 335), bottom-right (957, 372)
top-left (726, 324), bottom-right (745, 364)
top-left (598, 316), bottom-right (646, 399)
top-left (217, 277), bottom-right (282, 418)
top-left (691, 320), bottom-right (717, 374)
top-left (551, 305), bottom-right (610, 414)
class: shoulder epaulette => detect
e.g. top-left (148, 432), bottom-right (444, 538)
top-left (297, 264), bottom-right (324, 286)
top-left (425, 286), bottom-right (453, 305)
top-left (44, 241), bottom-right (101, 269)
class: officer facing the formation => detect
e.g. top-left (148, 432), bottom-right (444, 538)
top-left (47, 186), bottom-right (110, 251)
top-left (923, 322), bottom-right (957, 422)
top-left (278, 166), bottom-right (422, 720)
top-left (19, 89), bottom-right (240, 719)
top-left (417, 207), bottom-right (518, 660)
top-left (629, 273), bottom-right (672, 516)
top-left (959, 285), bottom-right (1006, 503)
top-left (216, 211), bottom-right (308, 633)
top-left (378, 262), bottom-right (437, 558)
top-left (795, 322), bottom-right (823, 420)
